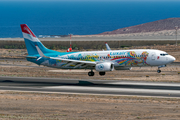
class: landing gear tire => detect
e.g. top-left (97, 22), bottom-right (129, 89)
top-left (99, 72), bottom-right (106, 76)
top-left (88, 71), bottom-right (94, 76)
top-left (157, 70), bottom-right (161, 73)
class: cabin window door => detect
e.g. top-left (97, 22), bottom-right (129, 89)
top-left (152, 52), bottom-right (155, 60)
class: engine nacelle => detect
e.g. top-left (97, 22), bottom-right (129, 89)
top-left (95, 62), bottom-right (114, 72)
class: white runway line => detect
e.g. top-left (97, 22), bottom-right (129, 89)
top-left (106, 82), bottom-right (180, 87)
top-left (44, 86), bottom-right (180, 94)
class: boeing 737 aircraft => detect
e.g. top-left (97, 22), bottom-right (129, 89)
top-left (20, 24), bottom-right (176, 76)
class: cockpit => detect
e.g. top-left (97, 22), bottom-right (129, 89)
top-left (160, 53), bottom-right (168, 56)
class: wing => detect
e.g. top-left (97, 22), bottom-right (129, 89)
top-left (49, 56), bottom-right (96, 68)
top-left (35, 45), bottom-right (96, 68)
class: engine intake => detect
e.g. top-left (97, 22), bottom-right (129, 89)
top-left (95, 62), bottom-right (114, 72)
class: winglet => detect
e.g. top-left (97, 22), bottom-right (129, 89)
top-left (105, 42), bottom-right (111, 51)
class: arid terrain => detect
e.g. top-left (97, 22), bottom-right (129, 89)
top-left (0, 45), bottom-right (180, 119)
top-left (0, 91), bottom-right (180, 120)
top-left (99, 18), bottom-right (180, 35)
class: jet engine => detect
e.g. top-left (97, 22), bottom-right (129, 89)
top-left (95, 62), bottom-right (114, 72)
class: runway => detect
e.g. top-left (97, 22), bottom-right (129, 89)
top-left (0, 76), bottom-right (180, 98)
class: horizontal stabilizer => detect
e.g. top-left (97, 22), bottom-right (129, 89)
top-left (26, 56), bottom-right (37, 59)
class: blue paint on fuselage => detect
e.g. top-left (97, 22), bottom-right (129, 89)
top-left (26, 51), bottom-right (79, 65)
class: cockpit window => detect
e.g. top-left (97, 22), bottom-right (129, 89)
top-left (160, 53), bottom-right (168, 56)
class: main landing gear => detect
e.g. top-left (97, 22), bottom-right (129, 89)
top-left (157, 65), bottom-right (166, 73)
top-left (99, 72), bottom-right (106, 76)
top-left (88, 70), bottom-right (94, 76)
top-left (88, 70), bottom-right (106, 76)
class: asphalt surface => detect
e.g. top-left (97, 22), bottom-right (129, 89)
top-left (0, 76), bottom-right (180, 98)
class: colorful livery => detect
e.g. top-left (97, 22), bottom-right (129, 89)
top-left (20, 24), bottom-right (176, 76)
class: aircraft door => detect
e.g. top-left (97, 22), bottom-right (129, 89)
top-left (151, 52), bottom-right (156, 60)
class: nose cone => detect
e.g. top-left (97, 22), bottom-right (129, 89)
top-left (169, 56), bottom-right (176, 63)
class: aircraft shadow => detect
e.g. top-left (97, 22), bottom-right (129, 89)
top-left (0, 79), bottom-right (180, 91)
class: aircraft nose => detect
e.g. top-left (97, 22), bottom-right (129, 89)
top-left (169, 56), bottom-right (176, 62)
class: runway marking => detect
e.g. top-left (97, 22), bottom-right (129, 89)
top-left (1, 85), bottom-right (179, 95)
top-left (106, 82), bottom-right (180, 87)
top-left (43, 86), bottom-right (180, 94)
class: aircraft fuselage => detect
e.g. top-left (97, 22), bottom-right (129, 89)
top-left (27, 49), bottom-right (175, 70)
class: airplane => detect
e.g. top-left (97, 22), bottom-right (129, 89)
top-left (20, 24), bottom-right (176, 76)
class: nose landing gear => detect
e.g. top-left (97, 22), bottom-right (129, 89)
top-left (157, 69), bottom-right (161, 73)
top-left (157, 65), bottom-right (166, 73)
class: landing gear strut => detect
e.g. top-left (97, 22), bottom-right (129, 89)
top-left (99, 72), bottom-right (106, 76)
top-left (157, 65), bottom-right (166, 73)
top-left (88, 70), bottom-right (94, 76)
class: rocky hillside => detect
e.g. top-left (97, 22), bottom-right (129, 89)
top-left (99, 18), bottom-right (180, 35)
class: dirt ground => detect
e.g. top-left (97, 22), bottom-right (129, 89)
top-left (0, 64), bottom-right (180, 82)
top-left (0, 45), bottom-right (180, 119)
top-left (0, 91), bottom-right (180, 120)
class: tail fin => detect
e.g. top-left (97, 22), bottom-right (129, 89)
top-left (20, 24), bottom-right (54, 55)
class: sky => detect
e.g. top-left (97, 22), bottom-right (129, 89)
top-left (0, 0), bottom-right (180, 37)
top-left (0, 0), bottom-right (180, 2)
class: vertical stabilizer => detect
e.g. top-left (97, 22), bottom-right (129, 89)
top-left (20, 24), bottom-right (54, 55)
